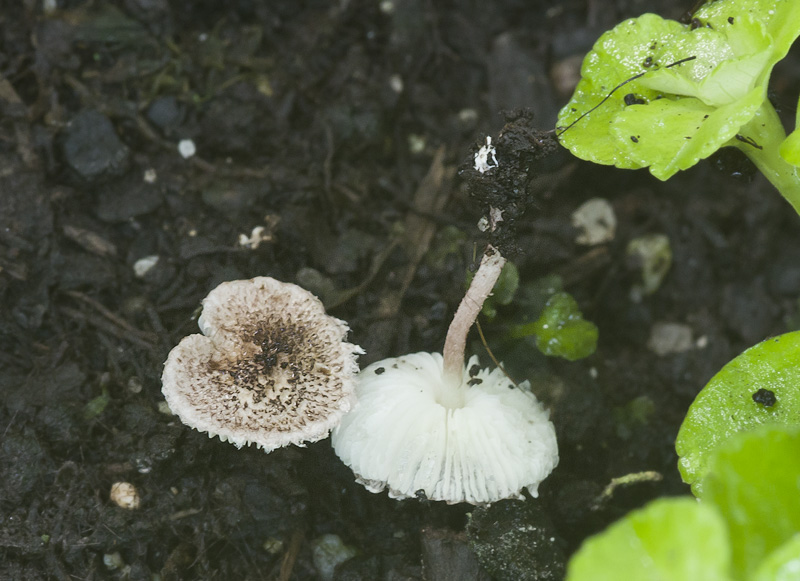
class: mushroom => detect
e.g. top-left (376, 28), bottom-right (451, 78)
top-left (161, 277), bottom-right (363, 452)
top-left (332, 247), bottom-right (559, 504)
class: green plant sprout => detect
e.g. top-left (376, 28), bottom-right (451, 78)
top-left (510, 292), bottom-right (598, 360)
top-left (565, 424), bottom-right (800, 581)
top-left (676, 329), bottom-right (800, 497)
top-left (556, 0), bottom-right (800, 215)
top-left (781, 92), bottom-right (800, 166)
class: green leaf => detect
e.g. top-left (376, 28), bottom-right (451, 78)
top-left (752, 535), bottom-right (800, 581)
top-left (511, 292), bottom-right (598, 360)
top-left (83, 387), bottom-right (110, 420)
top-left (780, 127), bottom-right (800, 167)
top-left (704, 425), bottom-right (800, 579)
top-left (780, 92), bottom-right (800, 167)
top-left (565, 497), bottom-right (733, 581)
top-left (556, 0), bottom-right (800, 180)
top-left (611, 87), bottom-right (764, 180)
top-left (676, 330), bottom-right (800, 497)
top-left (557, 13), bottom-right (687, 171)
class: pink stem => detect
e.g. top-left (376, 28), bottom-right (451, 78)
top-left (442, 246), bottom-right (506, 384)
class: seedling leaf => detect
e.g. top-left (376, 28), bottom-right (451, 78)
top-left (752, 534), bottom-right (800, 581)
top-left (704, 425), bottom-right (800, 579)
top-left (565, 497), bottom-right (733, 581)
top-left (557, 0), bottom-right (800, 180)
top-left (511, 292), bottom-right (598, 361)
top-left (676, 330), bottom-right (800, 497)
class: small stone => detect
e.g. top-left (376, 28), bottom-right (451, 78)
top-left (389, 74), bottom-right (403, 93)
top-left (627, 234), bottom-right (672, 299)
top-left (146, 96), bottom-right (185, 135)
top-left (311, 534), bottom-right (357, 581)
top-left (110, 482), bottom-right (140, 509)
top-left (62, 110), bottom-right (130, 182)
top-left (752, 388), bottom-right (776, 407)
top-left (178, 139), bottom-right (196, 159)
top-left (127, 376), bottom-right (143, 394)
top-left (103, 552), bottom-right (125, 570)
top-left (263, 537), bottom-right (284, 555)
top-left (95, 173), bottom-right (162, 223)
top-left (421, 528), bottom-right (490, 581)
top-left (720, 282), bottom-right (777, 343)
top-left (133, 255), bottom-right (160, 278)
top-left (572, 198), bottom-right (616, 245)
top-left (647, 322), bottom-right (693, 356)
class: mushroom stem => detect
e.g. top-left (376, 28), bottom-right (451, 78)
top-left (442, 245), bottom-right (507, 384)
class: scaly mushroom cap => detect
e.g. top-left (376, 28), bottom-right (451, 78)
top-left (331, 352), bottom-right (558, 505)
top-left (162, 277), bottom-right (363, 452)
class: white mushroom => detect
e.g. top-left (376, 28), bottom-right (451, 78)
top-left (332, 352), bottom-right (558, 504)
top-left (161, 277), bottom-right (363, 452)
top-left (332, 247), bottom-right (559, 504)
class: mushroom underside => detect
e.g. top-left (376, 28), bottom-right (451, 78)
top-left (332, 352), bottom-right (559, 505)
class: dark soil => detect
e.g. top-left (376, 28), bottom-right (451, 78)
top-left (2, 1), bottom-right (799, 579)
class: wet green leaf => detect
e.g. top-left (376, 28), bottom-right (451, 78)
top-left (676, 330), bottom-right (800, 497)
top-left (557, 0), bottom-right (800, 180)
top-left (705, 425), bottom-right (800, 579)
top-left (511, 292), bottom-right (598, 360)
top-left (752, 535), bottom-right (800, 581)
top-left (565, 497), bottom-right (733, 581)
top-left (83, 387), bottom-right (110, 420)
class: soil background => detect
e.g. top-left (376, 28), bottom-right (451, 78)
top-left (2, 1), bottom-right (800, 579)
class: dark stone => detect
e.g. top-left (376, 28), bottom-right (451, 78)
top-left (62, 110), bottom-right (130, 183)
top-left (752, 388), bottom-right (776, 407)
top-left (720, 282), bottom-right (778, 343)
top-left (146, 432), bottom-right (179, 463)
top-left (121, 403), bottom-right (159, 435)
top-left (95, 173), bottom-right (163, 222)
top-left (36, 405), bottom-right (81, 447)
top-left (146, 96), bottom-right (185, 136)
top-left (420, 528), bottom-right (491, 581)
top-left (1, 428), bottom-right (47, 504)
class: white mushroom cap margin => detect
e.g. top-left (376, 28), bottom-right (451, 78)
top-left (331, 352), bottom-right (558, 505)
top-left (162, 277), bottom-right (363, 452)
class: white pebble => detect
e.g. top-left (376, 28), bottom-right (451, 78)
top-left (133, 255), bottom-right (160, 278)
top-left (572, 198), bottom-right (616, 245)
top-left (178, 139), bottom-right (196, 159)
top-left (110, 482), bottom-right (140, 510)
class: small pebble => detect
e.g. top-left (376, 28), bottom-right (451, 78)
top-left (572, 198), bottom-right (616, 245)
top-left (133, 255), bottom-right (160, 278)
top-left (752, 388), bottom-right (776, 407)
top-left (110, 482), bottom-right (140, 510)
top-left (647, 322), bottom-right (693, 356)
top-left (311, 534), bottom-right (357, 581)
top-left (178, 139), bottom-right (196, 159)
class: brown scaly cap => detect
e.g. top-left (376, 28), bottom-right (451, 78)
top-left (161, 277), bottom-right (363, 452)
